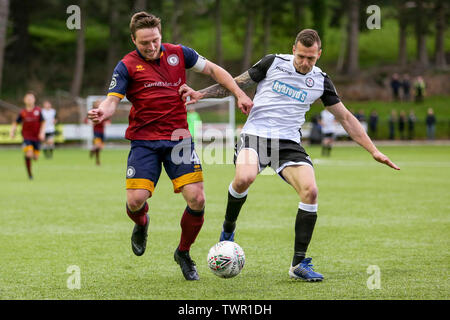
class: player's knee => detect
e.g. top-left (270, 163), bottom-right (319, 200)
top-left (234, 174), bottom-right (256, 191)
top-left (301, 185), bottom-right (318, 203)
top-left (127, 198), bottom-right (145, 212)
top-left (127, 190), bottom-right (150, 211)
top-left (187, 192), bottom-right (205, 211)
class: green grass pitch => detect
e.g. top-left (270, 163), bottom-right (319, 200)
top-left (0, 144), bottom-right (449, 300)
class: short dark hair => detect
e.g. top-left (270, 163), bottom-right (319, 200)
top-left (295, 29), bottom-right (321, 49)
top-left (130, 11), bottom-right (161, 38)
top-left (24, 91), bottom-right (36, 98)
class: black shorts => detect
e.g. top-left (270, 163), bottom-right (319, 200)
top-left (45, 132), bottom-right (55, 139)
top-left (322, 132), bottom-right (335, 138)
top-left (234, 134), bottom-right (313, 177)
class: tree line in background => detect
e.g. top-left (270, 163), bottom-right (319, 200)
top-left (0, 0), bottom-right (448, 100)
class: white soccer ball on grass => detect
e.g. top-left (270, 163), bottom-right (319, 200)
top-left (207, 241), bottom-right (245, 278)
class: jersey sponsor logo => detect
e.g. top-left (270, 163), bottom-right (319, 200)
top-left (126, 166), bottom-right (136, 178)
top-left (305, 77), bottom-right (314, 87)
top-left (144, 77), bottom-right (182, 88)
top-left (109, 73), bottom-right (118, 90)
top-left (272, 80), bottom-right (307, 102)
top-left (136, 64), bottom-right (145, 71)
top-left (275, 65), bottom-right (293, 75)
top-left (167, 54), bottom-right (179, 66)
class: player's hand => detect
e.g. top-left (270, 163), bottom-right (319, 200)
top-left (178, 84), bottom-right (203, 105)
top-left (88, 107), bottom-right (105, 124)
top-left (236, 94), bottom-right (253, 115)
top-left (372, 150), bottom-right (400, 170)
top-left (39, 132), bottom-right (45, 142)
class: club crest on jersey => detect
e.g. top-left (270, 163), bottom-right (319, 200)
top-left (272, 80), bottom-right (307, 102)
top-left (109, 74), bottom-right (118, 90)
top-left (126, 166), bottom-right (136, 178)
top-left (167, 54), bottom-right (179, 66)
top-left (305, 77), bottom-right (314, 87)
top-left (136, 65), bottom-right (145, 71)
top-left (34, 110), bottom-right (40, 116)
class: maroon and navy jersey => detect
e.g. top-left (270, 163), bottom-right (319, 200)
top-left (16, 107), bottom-right (44, 141)
top-left (93, 122), bottom-right (105, 134)
top-left (107, 43), bottom-right (203, 141)
top-left (84, 117), bottom-right (106, 134)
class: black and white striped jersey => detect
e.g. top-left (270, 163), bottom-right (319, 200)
top-left (242, 54), bottom-right (340, 143)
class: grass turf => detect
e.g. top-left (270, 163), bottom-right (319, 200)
top-left (0, 145), bottom-right (449, 300)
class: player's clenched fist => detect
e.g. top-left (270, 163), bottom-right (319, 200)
top-left (87, 108), bottom-right (104, 124)
top-left (178, 84), bottom-right (204, 106)
top-left (236, 94), bottom-right (253, 116)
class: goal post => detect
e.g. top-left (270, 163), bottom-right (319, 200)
top-left (186, 96), bottom-right (236, 148)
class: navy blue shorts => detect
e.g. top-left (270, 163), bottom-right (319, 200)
top-left (126, 139), bottom-right (203, 195)
top-left (93, 132), bottom-right (104, 144)
top-left (22, 140), bottom-right (41, 154)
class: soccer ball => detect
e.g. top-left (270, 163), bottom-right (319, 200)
top-left (207, 241), bottom-right (245, 278)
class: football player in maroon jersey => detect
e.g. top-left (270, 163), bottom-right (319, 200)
top-left (10, 92), bottom-right (46, 180)
top-left (88, 12), bottom-right (253, 280)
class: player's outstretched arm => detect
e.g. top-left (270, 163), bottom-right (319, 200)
top-left (201, 61), bottom-right (253, 114)
top-left (198, 71), bottom-right (257, 99)
top-left (179, 64), bottom-right (255, 115)
top-left (87, 95), bottom-right (120, 124)
top-left (327, 102), bottom-right (400, 170)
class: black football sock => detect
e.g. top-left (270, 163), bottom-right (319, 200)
top-left (292, 202), bottom-right (318, 267)
top-left (223, 183), bottom-right (248, 233)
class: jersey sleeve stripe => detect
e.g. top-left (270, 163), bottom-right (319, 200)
top-left (107, 92), bottom-right (125, 99)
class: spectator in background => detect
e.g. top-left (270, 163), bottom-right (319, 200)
top-left (390, 73), bottom-right (401, 101)
top-left (414, 76), bottom-right (426, 103)
top-left (401, 74), bottom-right (411, 102)
top-left (388, 110), bottom-right (397, 140)
top-left (368, 110), bottom-right (379, 139)
top-left (398, 110), bottom-right (406, 140)
top-left (426, 108), bottom-right (436, 140)
top-left (407, 110), bottom-right (416, 140)
top-left (355, 109), bottom-right (366, 122)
